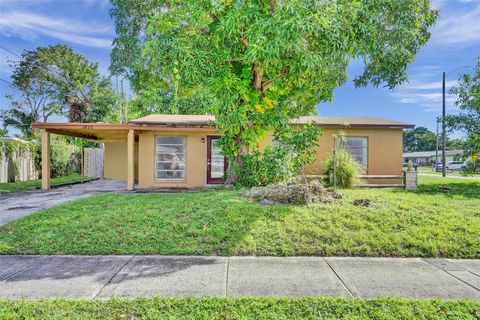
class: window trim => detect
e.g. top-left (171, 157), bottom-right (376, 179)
top-left (154, 135), bottom-right (187, 181)
top-left (336, 135), bottom-right (369, 173)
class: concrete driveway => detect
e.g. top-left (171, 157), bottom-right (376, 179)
top-left (0, 179), bottom-right (126, 226)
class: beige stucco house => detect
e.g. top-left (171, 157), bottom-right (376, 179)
top-left (33, 114), bottom-right (413, 190)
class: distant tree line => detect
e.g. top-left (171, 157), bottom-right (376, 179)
top-left (403, 126), bottom-right (465, 152)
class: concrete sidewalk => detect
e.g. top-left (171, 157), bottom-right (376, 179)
top-left (0, 255), bottom-right (479, 300)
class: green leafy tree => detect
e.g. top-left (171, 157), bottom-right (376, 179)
top-left (111, 0), bottom-right (437, 182)
top-left (0, 105), bottom-right (38, 138)
top-left (1, 53), bottom-right (62, 137)
top-left (110, 1), bottom-right (211, 115)
top-left (403, 127), bottom-right (437, 152)
top-left (0, 128), bottom-right (8, 137)
top-left (5, 44), bottom-right (118, 124)
top-left (446, 138), bottom-right (466, 151)
top-left (448, 59), bottom-right (480, 156)
top-left (128, 86), bottom-right (212, 119)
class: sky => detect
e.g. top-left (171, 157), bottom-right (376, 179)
top-left (1, 0), bottom-right (479, 138)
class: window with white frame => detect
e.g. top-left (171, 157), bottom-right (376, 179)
top-left (155, 136), bottom-right (185, 179)
top-left (337, 137), bottom-right (368, 170)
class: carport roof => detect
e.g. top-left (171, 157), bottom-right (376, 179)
top-left (31, 122), bottom-right (216, 140)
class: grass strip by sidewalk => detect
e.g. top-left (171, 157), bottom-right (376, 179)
top-left (0, 297), bottom-right (479, 320)
top-left (0, 174), bottom-right (95, 194)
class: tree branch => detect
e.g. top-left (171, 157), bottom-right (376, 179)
top-left (261, 78), bottom-right (277, 92)
top-left (252, 63), bottom-right (263, 90)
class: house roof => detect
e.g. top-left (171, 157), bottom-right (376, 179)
top-left (130, 114), bottom-right (215, 125)
top-left (403, 150), bottom-right (464, 158)
top-left (291, 116), bottom-right (413, 128)
top-left (130, 114), bottom-right (414, 128)
top-left (32, 114), bottom-right (413, 141)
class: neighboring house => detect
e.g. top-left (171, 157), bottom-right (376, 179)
top-left (403, 150), bottom-right (464, 166)
top-left (32, 114), bottom-right (413, 190)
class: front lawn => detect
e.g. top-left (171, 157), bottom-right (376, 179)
top-left (0, 174), bottom-right (95, 194)
top-left (0, 176), bottom-right (479, 257)
top-left (0, 297), bottom-right (479, 320)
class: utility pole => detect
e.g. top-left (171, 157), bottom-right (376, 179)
top-left (442, 71), bottom-right (447, 177)
top-left (435, 117), bottom-right (439, 172)
top-left (440, 65), bottom-right (471, 177)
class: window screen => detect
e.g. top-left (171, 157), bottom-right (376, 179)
top-left (155, 136), bottom-right (185, 179)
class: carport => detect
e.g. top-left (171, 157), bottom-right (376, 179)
top-left (32, 121), bottom-right (215, 191)
top-left (32, 123), bottom-right (136, 190)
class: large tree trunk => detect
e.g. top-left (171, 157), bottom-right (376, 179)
top-left (226, 131), bottom-right (249, 184)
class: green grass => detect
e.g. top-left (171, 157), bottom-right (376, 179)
top-left (0, 174), bottom-right (95, 194)
top-left (0, 297), bottom-right (479, 320)
top-left (415, 167), bottom-right (480, 177)
top-left (0, 176), bottom-right (479, 257)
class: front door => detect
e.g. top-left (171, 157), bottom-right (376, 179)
top-left (207, 136), bottom-right (227, 184)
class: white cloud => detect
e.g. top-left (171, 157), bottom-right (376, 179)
top-left (400, 80), bottom-right (458, 90)
top-left (0, 11), bottom-right (113, 49)
top-left (430, 4), bottom-right (480, 46)
top-left (83, 0), bottom-right (110, 8)
top-left (392, 76), bottom-right (461, 112)
top-left (392, 91), bottom-right (458, 112)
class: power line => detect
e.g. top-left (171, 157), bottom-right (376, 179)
top-left (0, 43), bottom-right (87, 103)
top-left (0, 45), bottom-right (21, 59)
top-left (0, 78), bottom-right (12, 85)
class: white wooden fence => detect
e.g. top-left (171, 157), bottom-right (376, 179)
top-left (83, 148), bottom-right (104, 178)
top-left (0, 148), bottom-right (37, 183)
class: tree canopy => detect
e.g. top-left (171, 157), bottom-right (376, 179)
top-left (1, 45), bottom-right (118, 137)
top-left (111, 0), bottom-right (437, 181)
top-left (448, 59), bottom-right (480, 156)
top-left (403, 127), bottom-right (437, 152)
top-left (403, 126), bottom-right (465, 153)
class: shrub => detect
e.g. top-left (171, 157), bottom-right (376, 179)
top-left (33, 136), bottom-right (81, 178)
top-left (234, 123), bottom-right (323, 187)
top-left (235, 146), bottom-right (297, 187)
top-left (324, 148), bottom-right (362, 188)
top-left (244, 180), bottom-right (342, 205)
top-left (462, 158), bottom-right (480, 175)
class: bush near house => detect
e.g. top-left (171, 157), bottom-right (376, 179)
top-left (235, 146), bottom-right (297, 187)
top-left (463, 158), bottom-right (480, 175)
top-left (324, 149), bottom-right (363, 188)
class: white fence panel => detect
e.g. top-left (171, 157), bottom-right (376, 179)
top-left (0, 149), bottom-right (37, 183)
top-left (84, 148), bottom-right (104, 178)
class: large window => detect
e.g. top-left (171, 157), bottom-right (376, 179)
top-left (337, 137), bottom-right (368, 170)
top-left (155, 136), bottom-right (185, 180)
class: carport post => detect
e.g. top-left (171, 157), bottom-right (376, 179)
top-left (41, 129), bottom-right (51, 190)
top-left (127, 129), bottom-right (135, 191)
